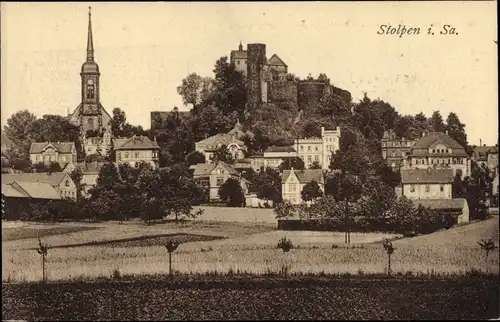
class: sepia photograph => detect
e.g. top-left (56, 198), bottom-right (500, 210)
top-left (1, 1), bottom-right (498, 320)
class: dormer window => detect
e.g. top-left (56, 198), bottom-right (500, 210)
top-left (65, 180), bottom-right (70, 187)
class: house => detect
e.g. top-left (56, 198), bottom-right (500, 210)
top-left (64, 161), bottom-right (107, 197)
top-left (472, 144), bottom-right (498, 173)
top-left (262, 146), bottom-right (297, 169)
top-left (2, 181), bottom-right (66, 220)
top-left (190, 162), bottom-right (248, 202)
top-left (194, 120), bottom-right (248, 163)
top-left (381, 130), bottom-right (415, 170)
top-left (415, 198), bottom-right (469, 224)
top-left (2, 172), bottom-right (78, 200)
top-left (29, 141), bottom-right (77, 167)
top-left (281, 168), bottom-right (324, 205)
top-left (82, 128), bottom-right (113, 156)
top-left (114, 135), bottom-right (160, 169)
top-left (401, 168), bottom-right (454, 200)
top-left (294, 127), bottom-right (341, 170)
top-left (405, 131), bottom-right (470, 178)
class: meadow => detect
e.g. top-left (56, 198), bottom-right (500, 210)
top-left (2, 211), bottom-right (499, 282)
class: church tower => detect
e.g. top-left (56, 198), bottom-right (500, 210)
top-left (68, 7), bottom-right (112, 138)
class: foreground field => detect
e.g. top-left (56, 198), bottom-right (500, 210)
top-left (3, 277), bottom-right (499, 320)
top-left (2, 217), bottom-right (499, 282)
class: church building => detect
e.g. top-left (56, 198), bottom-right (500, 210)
top-left (67, 8), bottom-right (113, 156)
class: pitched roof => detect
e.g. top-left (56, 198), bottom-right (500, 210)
top-left (415, 198), bottom-right (467, 210)
top-left (411, 132), bottom-right (467, 156)
top-left (281, 169), bottom-right (324, 184)
top-left (191, 162), bottom-right (238, 176)
top-left (29, 141), bottom-right (76, 154)
top-left (231, 50), bottom-right (247, 59)
top-left (265, 146), bottom-right (296, 153)
top-left (2, 183), bottom-right (29, 198)
top-left (75, 161), bottom-right (106, 174)
top-left (401, 168), bottom-right (454, 184)
top-left (11, 181), bottom-right (62, 200)
top-left (113, 136), bottom-right (160, 150)
top-left (2, 172), bottom-right (68, 187)
top-left (196, 133), bottom-right (244, 149)
top-left (267, 54), bottom-right (287, 67)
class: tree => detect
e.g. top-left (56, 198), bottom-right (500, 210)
top-left (278, 157), bottom-right (305, 172)
top-left (211, 56), bottom-right (246, 117)
top-left (218, 178), bottom-right (245, 207)
top-left (1, 146), bottom-right (31, 172)
top-left (69, 168), bottom-right (84, 198)
top-left (445, 112), bottom-right (468, 149)
top-left (430, 111), bottom-right (445, 132)
top-left (48, 162), bottom-right (62, 173)
top-left (210, 145), bottom-right (235, 164)
top-left (4, 109), bottom-right (37, 147)
top-left (32, 162), bottom-right (49, 173)
top-left (324, 172), bottom-right (362, 243)
top-left (274, 200), bottom-right (297, 219)
top-left (309, 161), bottom-right (322, 170)
top-left (384, 196), bottom-right (417, 236)
top-left (250, 168), bottom-right (282, 203)
top-left (177, 73), bottom-right (214, 109)
top-left (109, 108), bottom-right (130, 138)
top-left (317, 73), bottom-right (331, 85)
top-left (316, 92), bottom-right (352, 124)
top-left (186, 151), bottom-right (206, 166)
top-left (301, 180), bottom-right (323, 202)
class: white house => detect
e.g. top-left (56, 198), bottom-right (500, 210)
top-left (281, 168), bottom-right (324, 205)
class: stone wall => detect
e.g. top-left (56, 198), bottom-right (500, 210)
top-left (246, 44), bottom-right (267, 111)
top-left (297, 81), bottom-right (331, 112)
top-left (267, 81), bottom-right (298, 104)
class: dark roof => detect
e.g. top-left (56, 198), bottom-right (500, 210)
top-left (265, 146), bottom-right (296, 153)
top-left (401, 168), bottom-right (454, 184)
top-left (114, 136), bottom-right (160, 150)
top-left (2, 172), bottom-right (69, 187)
top-left (415, 198), bottom-right (467, 210)
top-left (30, 142), bottom-right (76, 154)
top-left (267, 54), bottom-right (287, 67)
top-left (281, 169), bottom-right (324, 184)
top-left (411, 132), bottom-right (467, 156)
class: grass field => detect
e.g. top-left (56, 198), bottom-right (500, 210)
top-left (2, 216), bottom-right (499, 282)
top-left (3, 277), bottom-right (499, 320)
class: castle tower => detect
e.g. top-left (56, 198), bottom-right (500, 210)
top-left (246, 43), bottom-right (267, 111)
top-left (68, 7), bottom-right (112, 138)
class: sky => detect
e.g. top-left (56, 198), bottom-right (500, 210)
top-left (1, 2), bottom-right (498, 145)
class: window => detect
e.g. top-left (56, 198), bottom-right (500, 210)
top-left (87, 79), bottom-right (95, 99)
top-left (307, 155), bottom-right (312, 162)
top-left (314, 155), bottom-right (319, 162)
top-left (65, 180), bottom-right (70, 187)
top-left (61, 156), bottom-right (66, 162)
top-left (315, 146), bottom-right (318, 152)
top-left (237, 61), bottom-right (240, 65)
top-left (134, 152), bottom-right (140, 158)
top-left (124, 152), bottom-right (129, 158)
top-left (410, 185), bottom-right (415, 192)
top-left (36, 155), bottom-right (41, 161)
top-left (308, 146), bottom-right (311, 152)
top-left (289, 183), bottom-right (297, 192)
top-left (216, 178), bottom-right (224, 186)
top-left (300, 146), bottom-right (304, 152)
top-left (440, 185), bottom-right (444, 192)
top-left (425, 185), bottom-right (430, 193)
top-left (432, 149), bottom-right (435, 153)
top-left (153, 151), bottom-right (158, 158)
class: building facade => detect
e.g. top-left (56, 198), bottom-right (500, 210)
top-left (194, 120), bottom-right (248, 163)
top-left (190, 162), bottom-right (247, 201)
top-left (405, 131), bottom-right (471, 178)
top-left (67, 8), bottom-right (112, 154)
top-left (29, 142), bottom-right (77, 167)
top-left (401, 168), bottom-right (453, 200)
top-left (114, 136), bottom-right (160, 168)
top-left (281, 168), bottom-right (324, 205)
top-left (64, 161), bottom-right (107, 197)
top-left (1, 172), bottom-right (78, 200)
top-left (472, 144), bottom-right (499, 173)
top-left (381, 130), bottom-right (415, 170)
top-left (294, 127), bottom-right (341, 170)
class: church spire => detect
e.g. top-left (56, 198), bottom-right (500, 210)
top-left (86, 6), bottom-right (94, 62)
top-left (238, 41), bottom-right (243, 51)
